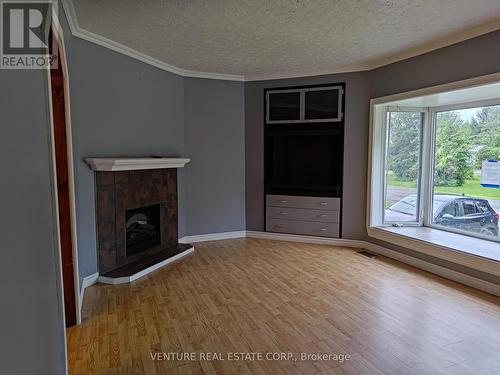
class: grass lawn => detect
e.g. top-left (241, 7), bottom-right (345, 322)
top-left (386, 172), bottom-right (500, 200)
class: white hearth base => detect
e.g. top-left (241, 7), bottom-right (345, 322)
top-left (98, 246), bottom-right (194, 285)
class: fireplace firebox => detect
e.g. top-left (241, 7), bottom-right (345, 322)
top-left (126, 204), bottom-right (161, 256)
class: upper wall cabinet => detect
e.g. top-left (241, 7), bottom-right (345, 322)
top-left (267, 90), bottom-right (301, 122)
top-left (266, 86), bottom-right (343, 124)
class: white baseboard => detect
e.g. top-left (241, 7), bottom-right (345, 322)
top-left (79, 272), bottom-right (99, 314)
top-left (177, 230), bottom-right (500, 297)
top-left (78, 230), bottom-right (499, 312)
top-left (179, 231), bottom-right (247, 244)
top-left (82, 272), bottom-right (99, 288)
top-left (362, 242), bottom-right (500, 297)
top-left (98, 247), bottom-right (194, 285)
top-left (245, 230), bottom-right (367, 248)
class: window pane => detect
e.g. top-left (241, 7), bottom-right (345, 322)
top-left (432, 107), bottom-right (500, 241)
top-left (384, 112), bottom-right (422, 223)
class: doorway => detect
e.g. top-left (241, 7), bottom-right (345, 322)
top-left (49, 27), bottom-right (80, 327)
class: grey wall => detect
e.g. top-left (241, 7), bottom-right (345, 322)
top-left (0, 70), bottom-right (66, 373)
top-left (60, 13), bottom-right (186, 285)
top-left (370, 29), bottom-right (500, 98)
top-left (245, 72), bottom-right (370, 240)
top-left (184, 78), bottom-right (246, 235)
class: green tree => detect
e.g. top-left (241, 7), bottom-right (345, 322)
top-left (387, 112), bottom-right (421, 181)
top-left (434, 112), bottom-right (473, 186)
top-left (472, 106), bottom-right (500, 167)
top-left (476, 146), bottom-right (500, 166)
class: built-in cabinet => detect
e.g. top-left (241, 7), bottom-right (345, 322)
top-left (266, 86), bottom-right (343, 123)
top-left (264, 83), bottom-right (345, 238)
top-left (266, 195), bottom-right (341, 237)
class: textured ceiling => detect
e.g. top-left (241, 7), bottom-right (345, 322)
top-left (69, 0), bottom-right (500, 80)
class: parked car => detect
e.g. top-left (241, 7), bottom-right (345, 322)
top-left (385, 194), bottom-right (499, 236)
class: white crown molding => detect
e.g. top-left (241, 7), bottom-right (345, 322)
top-left (85, 157), bottom-right (190, 171)
top-left (243, 64), bottom-right (372, 82)
top-left (62, 0), bottom-right (500, 82)
top-left (60, 0), bottom-right (244, 81)
top-left (367, 18), bottom-right (500, 70)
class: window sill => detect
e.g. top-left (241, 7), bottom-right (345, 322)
top-left (368, 225), bottom-right (500, 276)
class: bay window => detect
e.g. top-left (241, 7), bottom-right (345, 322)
top-left (370, 80), bottom-right (500, 264)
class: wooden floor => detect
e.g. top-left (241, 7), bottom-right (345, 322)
top-left (67, 238), bottom-right (500, 375)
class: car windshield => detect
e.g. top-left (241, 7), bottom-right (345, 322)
top-left (388, 196), bottom-right (417, 215)
top-left (433, 197), bottom-right (452, 216)
top-left (389, 195), bottom-right (455, 217)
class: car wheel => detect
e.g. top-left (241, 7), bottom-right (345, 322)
top-left (480, 227), bottom-right (498, 237)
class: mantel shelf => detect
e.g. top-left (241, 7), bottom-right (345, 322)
top-left (85, 157), bottom-right (190, 171)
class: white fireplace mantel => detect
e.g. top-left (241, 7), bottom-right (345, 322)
top-left (85, 157), bottom-right (190, 171)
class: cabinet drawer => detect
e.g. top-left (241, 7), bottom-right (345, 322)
top-left (266, 219), bottom-right (340, 238)
top-left (266, 207), bottom-right (340, 223)
top-left (267, 194), bottom-right (340, 210)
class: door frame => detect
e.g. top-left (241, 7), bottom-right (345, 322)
top-left (46, 12), bottom-right (81, 326)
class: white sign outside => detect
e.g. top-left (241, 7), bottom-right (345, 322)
top-left (481, 160), bottom-right (500, 188)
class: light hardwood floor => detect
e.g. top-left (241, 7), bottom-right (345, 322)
top-left (67, 238), bottom-right (500, 375)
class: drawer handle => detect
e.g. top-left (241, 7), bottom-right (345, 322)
top-left (319, 202), bottom-right (328, 206)
top-left (318, 214), bottom-right (327, 218)
top-left (278, 211), bottom-right (286, 215)
top-left (278, 200), bottom-right (288, 203)
top-left (317, 227), bottom-right (327, 231)
top-left (275, 224), bottom-right (285, 228)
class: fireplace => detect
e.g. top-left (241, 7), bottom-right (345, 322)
top-left (86, 157), bottom-right (191, 283)
top-left (126, 204), bottom-right (161, 256)
top-left (93, 167), bottom-right (186, 276)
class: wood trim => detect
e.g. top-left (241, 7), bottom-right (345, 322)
top-left (50, 30), bottom-right (79, 329)
top-left (52, 14), bottom-right (82, 327)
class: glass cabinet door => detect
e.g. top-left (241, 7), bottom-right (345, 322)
top-left (304, 88), bottom-right (341, 121)
top-left (267, 91), bottom-right (301, 122)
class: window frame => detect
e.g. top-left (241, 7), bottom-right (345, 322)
top-left (426, 102), bottom-right (500, 244)
top-left (381, 107), bottom-right (427, 227)
top-left (369, 84), bottom-right (500, 248)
